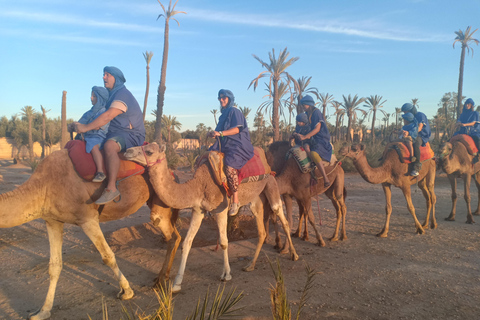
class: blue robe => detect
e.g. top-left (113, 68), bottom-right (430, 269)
top-left (415, 112), bottom-right (431, 146)
top-left (454, 107), bottom-right (480, 138)
top-left (308, 107), bottom-right (332, 162)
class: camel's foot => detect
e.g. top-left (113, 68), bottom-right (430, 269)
top-left (279, 242), bottom-right (290, 254)
top-left (221, 271), bottom-right (232, 282)
top-left (301, 234), bottom-right (309, 241)
top-left (273, 238), bottom-right (283, 250)
top-left (153, 275), bottom-right (169, 289)
top-left (473, 210), bottom-right (480, 216)
top-left (421, 222), bottom-right (429, 229)
top-left (172, 284), bottom-right (182, 293)
top-left (291, 231), bottom-right (300, 238)
top-left (445, 215), bottom-right (455, 221)
top-left (117, 287), bottom-right (134, 300)
top-left (316, 238), bottom-right (326, 247)
top-left (431, 222), bottom-right (438, 229)
top-left (291, 251), bottom-right (299, 261)
top-left (29, 309), bottom-right (51, 320)
top-left (416, 226), bottom-right (425, 235)
top-left (466, 219), bottom-right (475, 224)
top-left (242, 262), bottom-right (255, 272)
top-left (376, 230), bottom-right (388, 238)
top-left (329, 235), bottom-right (339, 242)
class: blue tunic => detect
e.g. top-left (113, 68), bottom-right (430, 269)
top-left (209, 106), bottom-right (254, 169)
top-left (415, 112), bottom-right (431, 146)
top-left (294, 124), bottom-right (311, 145)
top-left (401, 122), bottom-right (418, 140)
top-left (454, 108), bottom-right (480, 138)
top-left (308, 107), bottom-right (332, 162)
top-left (78, 106), bottom-right (109, 153)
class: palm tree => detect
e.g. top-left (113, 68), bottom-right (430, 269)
top-left (40, 105), bottom-right (50, 158)
top-left (154, 0), bottom-right (186, 143)
top-left (395, 107), bottom-right (402, 128)
top-left (142, 51), bottom-right (154, 122)
top-left (342, 94), bottom-right (367, 142)
top-left (21, 106), bottom-right (35, 162)
top-left (364, 95), bottom-right (387, 143)
top-left (332, 100), bottom-right (344, 142)
top-left (453, 26), bottom-right (479, 118)
top-left (249, 47), bottom-right (299, 142)
top-left (294, 76), bottom-right (319, 114)
top-left (257, 82), bottom-right (294, 127)
top-left (61, 90), bottom-right (68, 148)
top-left (411, 98), bottom-right (419, 108)
top-left (239, 106), bottom-right (252, 121)
top-left (161, 114), bottom-right (182, 144)
top-left (210, 108), bottom-right (219, 126)
top-left (319, 93), bottom-right (334, 119)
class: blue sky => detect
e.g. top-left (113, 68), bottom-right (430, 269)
top-left (1, 0), bottom-right (479, 131)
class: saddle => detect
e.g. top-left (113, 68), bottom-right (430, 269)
top-left (196, 147), bottom-right (272, 191)
top-left (65, 140), bottom-right (145, 181)
top-left (387, 141), bottom-right (434, 164)
top-left (450, 134), bottom-right (478, 155)
top-left (288, 145), bottom-right (337, 174)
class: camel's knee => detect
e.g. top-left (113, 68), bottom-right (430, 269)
top-left (102, 255), bottom-right (117, 268)
top-left (464, 195), bottom-right (471, 203)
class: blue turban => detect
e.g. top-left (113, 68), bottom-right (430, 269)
top-left (103, 66), bottom-right (126, 103)
top-left (218, 89), bottom-right (235, 109)
top-left (401, 103), bottom-right (413, 112)
top-left (300, 95), bottom-right (315, 107)
top-left (90, 86), bottom-right (109, 113)
top-left (296, 112), bottom-right (308, 123)
top-left (402, 112), bottom-right (415, 122)
top-left (465, 98), bottom-right (475, 107)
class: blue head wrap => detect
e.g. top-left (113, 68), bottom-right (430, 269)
top-left (402, 112), bottom-right (415, 122)
top-left (218, 89), bottom-right (235, 110)
top-left (300, 95), bottom-right (315, 107)
top-left (296, 113), bottom-right (308, 124)
top-left (91, 86), bottom-right (109, 113)
top-left (401, 103), bottom-right (413, 112)
top-left (103, 66), bottom-right (126, 103)
top-left (459, 98), bottom-right (477, 123)
top-left (465, 98), bottom-right (475, 108)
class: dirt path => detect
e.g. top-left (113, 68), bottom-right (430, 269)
top-left (1, 160), bottom-right (480, 320)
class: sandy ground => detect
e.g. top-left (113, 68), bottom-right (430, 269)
top-left (1, 159), bottom-right (480, 320)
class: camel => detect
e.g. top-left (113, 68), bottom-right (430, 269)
top-left (338, 144), bottom-right (437, 237)
top-left (0, 149), bottom-right (180, 320)
top-left (266, 141), bottom-right (347, 246)
top-left (439, 140), bottom-right (480, 223)
top-left (124, 142), bottom-right (299, 292)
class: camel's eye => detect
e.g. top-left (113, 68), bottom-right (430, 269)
top-left (145, 151), bottom-right (153, 156)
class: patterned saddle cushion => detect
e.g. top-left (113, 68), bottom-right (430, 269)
top-left (449, 134), bottom-right (478, 155)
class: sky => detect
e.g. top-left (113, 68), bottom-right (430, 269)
top-left (1, 0), bottom-right (479, 131)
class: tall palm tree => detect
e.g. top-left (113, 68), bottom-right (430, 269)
top-left (364, 95), bottom-right (387, 143)
top-left (40, 105), bottom-right (50, 158)
top-left (21, 106), bottom-right (35, 162)
top-left (239, 106), bottom-right (252, 121)
top-left (249, 47), bottom-right (299, 141)
top-left (142, 51), bottom-right (154, 122)
top-left (61, 90), bottom-right (68, 148)
top-left (294, 76), bottom-right (319, 114)
top-left (332, 100), bottom-right (344, 142)
top-left (341, 94), bottom-right (367, 142)
top-left (319, 93), bottom-right (334, 119)
top-left (161, 114), bottom-right (182, 144)
top-left (154, 0), bottom-right (186, 143)
top-left (453, 26), bottom-right (479, 118)
top-left (411, 98), bottom-right (419, 108)
top-left (257, 82), bottom-right (294, 126)
top-left (210, 108), bottom-right (218, 126)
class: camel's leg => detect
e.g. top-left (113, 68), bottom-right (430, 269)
top-left (283, 194), bottom-right (294, 229)
top-left (325, 186), bottom-right (344, 241)
top-left (154, 209), bottom-right (181, 286)
top-left (417, 178), bottom-right (432, 229)
top-left (29, 220), bottom-right (64, 320)
top-left (462, 173), bottom-right (475, 224)
top-left (243, 197), bottom-right (267, 272)
top-left (474, 171), bottom-right (480, 216)
top-left (216, 209), bottom-right (232, 282)
top-left (302, 198), bottom-right (325, 246)
top-left (401, 185), bottom-right (425, 235)
top-left (378, 183), bottom-right (393, 237)
top-left (264, 178), bottom-right (299, 261)
top-left (445, 174), bottom-right (458, 221)
top-left (79, 220), bottom-right (134, 300)
top-left (427, 168), bottom-right (437, 230)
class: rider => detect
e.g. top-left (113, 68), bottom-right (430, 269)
top-left (453, 98), bottom-right (480, 162)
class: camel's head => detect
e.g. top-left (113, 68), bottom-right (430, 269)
top-left (338, 143), bottom-right (365, 160)
top-left (124, 142), bottom-right (167, 167)
top-left (438, 142), bottom-right (453, 173)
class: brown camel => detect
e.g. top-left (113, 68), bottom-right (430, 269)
top-left (0, 150), bottom-right (179, 320)
top-left (124, 143), bottom-right (299, 289)
top-left (439, 141), bottom-right (480, 223)
top-left (266, 141), bottom-right (347, 246)
top-left (338, 144), bottom-right (437, 237)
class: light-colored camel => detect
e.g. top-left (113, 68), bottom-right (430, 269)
top-left (266, 141), bottom-right (347, 246)
top-left (338, 144), bottom-right (437, 237)
top-left (124, 142), bottom-right (299, 292)
top-left (0, 150), bottom-right (179, 320)
top-left (439, 141), bottom-right (480, 223)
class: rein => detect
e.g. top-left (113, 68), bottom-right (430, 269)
top-left (141, 145), bottom-right (165, 168)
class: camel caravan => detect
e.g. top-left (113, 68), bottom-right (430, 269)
top-left (4, 97), bottom-right (480, 320)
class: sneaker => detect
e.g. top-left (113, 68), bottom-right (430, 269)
top-left (228, 202), bottom-right (240, 216)
top-left (92, 172), bottom-right (106, 183)
top-left (410, 170), bottom-right (419, 177)
top-left (95, 188), bottom-right (121, 205)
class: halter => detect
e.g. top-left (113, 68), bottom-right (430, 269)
top-left (141, 145), bottom-right (165, 168)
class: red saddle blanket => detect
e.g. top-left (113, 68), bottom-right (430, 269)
top-left (65, 140), bottom-right (145, 181)
top-left (449, 134), bottom-right (478, 155)
top-left (396, 141), bottom-right (435, 163)
top-left (238, 147), bottom-right (271, 182)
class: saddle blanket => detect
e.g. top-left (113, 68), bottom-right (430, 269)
top-left (288, 145), bottom-right (336, 173)
top-left (65, 140), bottom-right (145, 181)
top-left (449, 134), bottom-right (478, 155)
top-left (395, 141), bottom-right (434, 163)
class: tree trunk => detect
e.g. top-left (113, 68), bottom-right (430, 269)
top-left (61, 91), bottom-right (68, 148)
top-left (28, 116), bottom-right (33, 162)
top-left (143, 64), bottom-right (150, 122)
top-left (154, 20), bottom-right (170, 144)
top-left (272, 79), bottom-right (280, 142)
top-left (41, 109), bottom-right (46, 158)
top-left (457, 45), bottom-right (466, 119)
top-left (371, 111), bottom-right (376, 143)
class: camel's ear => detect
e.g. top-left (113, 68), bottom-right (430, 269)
top-left (159, 143), bottom-right (167, 153)
top-left (359, 144), bottom-right (366, 151)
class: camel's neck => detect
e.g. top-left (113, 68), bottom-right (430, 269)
top-left (0, 178), bottom-right (45, 228)
top-left (148, 163), bottom-right (210, 210)
top-left (352, 153), bottom-right (390, 184)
